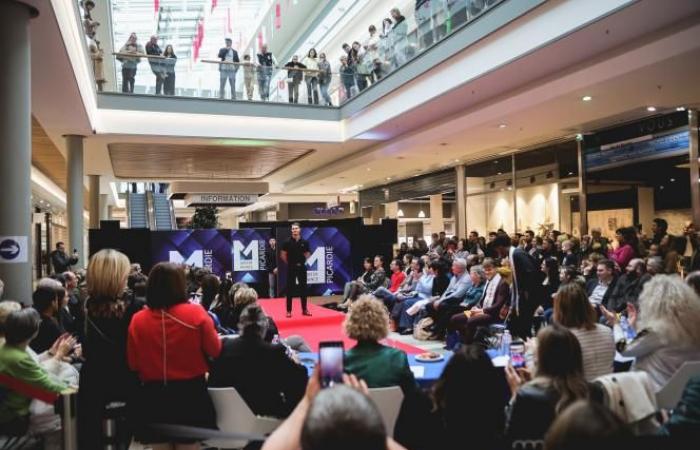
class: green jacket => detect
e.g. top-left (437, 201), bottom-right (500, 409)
top-left (344, 341), bottom-right (416, 393)
top-left (0, 345), bottom-right (67, 424)
top-left (659, 375), bottom-right (700, 438)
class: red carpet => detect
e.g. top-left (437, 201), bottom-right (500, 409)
top-left (260, 298), bottom-right (424, 354)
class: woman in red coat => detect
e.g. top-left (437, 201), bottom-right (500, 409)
top-left (127, 262), bottom-right (222, 448)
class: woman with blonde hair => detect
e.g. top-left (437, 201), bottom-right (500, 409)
top-left (553, 283), bottom-right (614, 381)
top-left (343, 295), bottom-right (416, 393)
top-left (618, 275), bottom-right (700, 391)
top-left (78, 249), bottom-right (144, 449)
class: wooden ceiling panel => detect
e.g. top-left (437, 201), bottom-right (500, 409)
top-left (108, 143), bottom-right (314, 180)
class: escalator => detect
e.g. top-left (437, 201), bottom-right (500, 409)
top-left (127, 192), bottom-right (149, 228)
top-left (152, 192), bottom-right (176, 230)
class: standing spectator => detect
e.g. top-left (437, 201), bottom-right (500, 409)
top-left (560, 240), bottom-right (579, 268)
top-left (273, 55), bottom-right (303, 99)
top-left (352, 41), bottom-right (370, 92)
top-left (389, 8), bottom-right (408, 69)
top-left (364, 25), bottom-right (381, 83)
top-left (208, 304), bottom-right (308, 418)
top-left (218, 38), bottom-right (239, 100)
top-left (378, 17), bottom-right (394, 69)
top-left (505, 324), bottom-right (603, 442)
top-left (127, 262), bottom-right (221, 446)
top-left (554, 283), bottom-right (614, 381)
top-left (302, 48), bottom-right (320, 105)
top-left (162, 44), bottom-right (177, 95)
top-left (317, 52), bottom-right (333, 106)
top-left (608, 226), bottom-right (639, 270)
top-left (50, 242), bottom-right (78, 274)
top-left (681, 221), bottom-right (700, 273)
top-left (30, 285), bottom-right (64, 354)
top-left (242, 54), bottom-right (256, 100)
top-left (144, 35), bottom-right (164, 95)
top-left (199, 273), bottom-right (220, 311)
top-left (266, 237), bottom-right (278, 298)
top-left (63, 271), bottom-right (83, 327)
top-left (493, 234), bottom-right (545, 339)
top-left (588, 227), bottom-right (610, 255)
top-left (257, 44), bottom-right (277, 101)
top-left (339, 55), bottom-right (355, 101)
top-left (117, 32), bottom-right (143, 93)
top-left (78, 249), bottom-right (144, 449)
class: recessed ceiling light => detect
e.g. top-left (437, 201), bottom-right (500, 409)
top-left (647, 106), bottom-right (657, 112)
top-left (386, 177), bottom-right (392, 181)
top-left (670, 178), bottom-right (675, 182)
top-left (498, 123), bottom-right (507, 129)
top-left (497, 172), bottom-right (502, 175)
top-left (454, 159), bottom-right (460, 163)
top-left (581, 95), bottom-right (592, 102)
top-left (366, 168), bottom-right (371, 171)
top-left (676, 106), bottom-right (686, 111)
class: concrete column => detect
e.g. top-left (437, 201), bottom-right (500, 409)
top-left (577, 138), bottom-right (588, 235)
top-left (370, 205), bottom-right (384, 224)
top-left (689, 110), bottom-right (700, 228)
top-left (89, 175), bottom-right (100, 229)
top-left (99, 194), bottom-right (109, 222)
top-left (455, 165), bottom-right (467, 238)
top-left (65, 135), bottom-right (85, 267)
top-left (0, 1), bottom-right (37, 301)
top-left (429, 194), bottom-right (444, 234)
top-left (637, 187), bottom-right (654, 236)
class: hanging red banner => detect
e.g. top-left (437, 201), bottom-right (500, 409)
top-left (154, 0), bottom-right (159, 13)
top-left (275, 3), bottom-right (281, 29)
top-left (211, 0), bottom-right (218, 14)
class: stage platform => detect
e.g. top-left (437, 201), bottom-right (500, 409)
top-left (259, 298), bottom-right (424, 354)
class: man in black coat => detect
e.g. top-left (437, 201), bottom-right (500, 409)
top-left (218, 38), bottom-right (239, 100)
top-left (265, 237), bottom-right (278, 298)
top-left (493, 234), bottom-right (545, 339)
top-left (50, 242), bottom-right (78, 274)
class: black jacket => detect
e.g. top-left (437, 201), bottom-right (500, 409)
top-left (30, 314), bottom-right (64, 354)
top-left (585, 277), bottom-right (618, 309)
top-left (50, 250), bottom-right (78, 274)
top-left (266, 245), bottom-right (277, 273)
top-left (217, 47), bottom-right (240, 70)
top-left (284, 61), bottom-right (306, 83)
top-left (511, 247), bottom-right (545, 305)
top-left (605, 273), bottom-right (651, 312)
top-left (208, 335), bottom-right (308, 418)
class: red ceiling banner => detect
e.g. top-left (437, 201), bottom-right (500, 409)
top-left (154, 0), bottom-right (159, 13)
top-left (275, 3), bottom-right (282, 29)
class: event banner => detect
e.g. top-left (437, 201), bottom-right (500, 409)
top-left (151, 230), bottom-right (232, 277)
top-left (231, 228), bottom-right (272, 284)
top-left (277, 226), bottom-right (352, 296)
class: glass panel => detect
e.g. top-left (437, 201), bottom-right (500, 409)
top-left (83, 0), bottom-right (511, 105)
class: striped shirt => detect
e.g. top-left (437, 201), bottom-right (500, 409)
top-left (570, 324), bottom-right (615, 381)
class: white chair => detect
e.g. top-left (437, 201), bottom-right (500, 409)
top-left (368, 386), bottom-right (404, 437)
top-left (206, 387), bottom-right (282, 449)
top-left (656, 361), bottom-right (700, 410)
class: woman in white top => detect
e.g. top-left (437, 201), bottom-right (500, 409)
top-left (301, 48), bottom-right (320, 105)
top-left (553, 283), bottom-right (614, 381)
top-left (608, 275), bottom-right (700, 391)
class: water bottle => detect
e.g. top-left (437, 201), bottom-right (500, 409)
top-left (620, 316), bottom-right (636, 341)
top-left (501, 330), bottom-right (512, 358)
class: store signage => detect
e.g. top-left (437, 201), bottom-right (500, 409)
top-left (585, 130), bottom-right (689, 171)
top-left (185, 193), bottom-right (258, 206)
top-left (0, 236), bottom-right (28, 264)
top-left (312, 206), bottom-right (345, 215)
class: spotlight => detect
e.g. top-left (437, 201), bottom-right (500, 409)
top-left (646, 106), bottom-right (657, 112)
top-left (581, 95), bottom-right (592, 102)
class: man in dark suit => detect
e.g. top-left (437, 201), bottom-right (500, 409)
top-left (493, 234), bottom-right (545, 339)
top-left (218, 38), bottom-right (239, 100)
top-left (49, 242), bottom-right (78, 274)
top-left (585, 259), bottom-right (618, 309)
top-left (266, 237), bottom-right (278, 298)
top-left (208, 305), bottom-right (307, 418)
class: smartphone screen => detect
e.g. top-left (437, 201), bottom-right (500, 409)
top-left (510, 342), bottom-right (526, 369)
top-left (319, 341), bottom-right (344, 388)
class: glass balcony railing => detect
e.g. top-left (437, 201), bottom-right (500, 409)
top-left (84, 0), bottom-right (507, 107)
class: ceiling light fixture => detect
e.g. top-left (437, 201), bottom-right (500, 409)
top-left (418, 210), bottom-right (426, 218)
top-left (397, 209), bottom-right (405, 217)
top-left (581, 95), bottom-right (592, 102)
top-left (386, 177), bottom-right (392, 181)
top-left (647, 106), bottom-right (657, 112)
top-left (676, 106), bottom-right (686, 111)
top-left (498, 123), bottom-right (507, 129)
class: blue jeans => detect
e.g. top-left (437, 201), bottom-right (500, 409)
top-left (373, 287), bottom-right (398, 310)
top-left (319, 81), bottom-right (332, 105)
top-left (219, 70), bottom-right (238, 99)
top-left (397, 297), bottom-right (425, 329)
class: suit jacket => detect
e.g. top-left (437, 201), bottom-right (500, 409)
top-left (266, 245), bottom-right (277, 273)
top-left (510, 247), bottom-right (545, 307)
top-left (585, 277), bottom-right (618, 309)
top-left (480, 278), bottom-right (511, 319)
top-left (50, 250), bottom-right (78, 274)
top-left (208, 335), bottom-right (308, 418)
top-left (217, 47), bottom-right (240, 71)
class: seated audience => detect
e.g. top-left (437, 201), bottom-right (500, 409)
top-left (128, 262), bottom-right (221, 446)
top-left (432, 265), bottom-right (486, 339)
top-left (585, 259), bottom-right (617, 307)
top-left (541, 257), bottom-right (561, 318)
top-left (505, 324), bottom-right (603, 442)
top-left (448, 258), bottom-right (510, 345)
top-left (422, 258), bottom-right (472, 338)
top-left (211, 281), bottom-right (247, 330)
top-left (393, 260), bottom-right (442, 334)
top-left (373, 258), bottom-right (414, 310)
top-left (261, 370), bottom-right (406, 450)
top-left (343, 296), bottom-right (416, 393)
top-left (0, 308), bottom-right (70, 435)
top-left (553, 283), bottom-right (614, 380)
top-left (209, 304), bottom-right (308, 418)
top-left (604, 258), bottom-right (651, 313)
top-left (199, 273), bottom-right (220, 311)
top-left (544, 400), bottom-right (631, 450)
top-left (78, 249), bottom-right (144, 449)
top-left (29, 284), bottom-right (64, 354)
top-left (615, 275), bottom-right (700, 391)
top-left (646, 256), bottom-right (665, 276)
top-left (341, 255), bottom-right (388, 307)
top-left (340, 257), bottom-right (374, 308)
top-left (686, 271), bottom-right (700, 297)
top-left (658, 375), bottom-right (700, 438)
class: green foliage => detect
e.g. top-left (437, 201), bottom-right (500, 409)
top-left (190, 206), bottom-right (219, 229)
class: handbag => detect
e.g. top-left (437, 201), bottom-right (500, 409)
top-left (413, 317), bottom-right (434, 341)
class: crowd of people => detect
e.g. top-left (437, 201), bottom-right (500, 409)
top-left (112, 0), bottom-right (505, 105)
top-left (1, 217), bottom-right (700, 449)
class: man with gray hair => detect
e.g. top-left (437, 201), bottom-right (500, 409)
top-left (422, 258), bottom-right (471, 338)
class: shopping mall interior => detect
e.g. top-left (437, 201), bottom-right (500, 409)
top-left (1, 0), bottom-right (700, 448)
